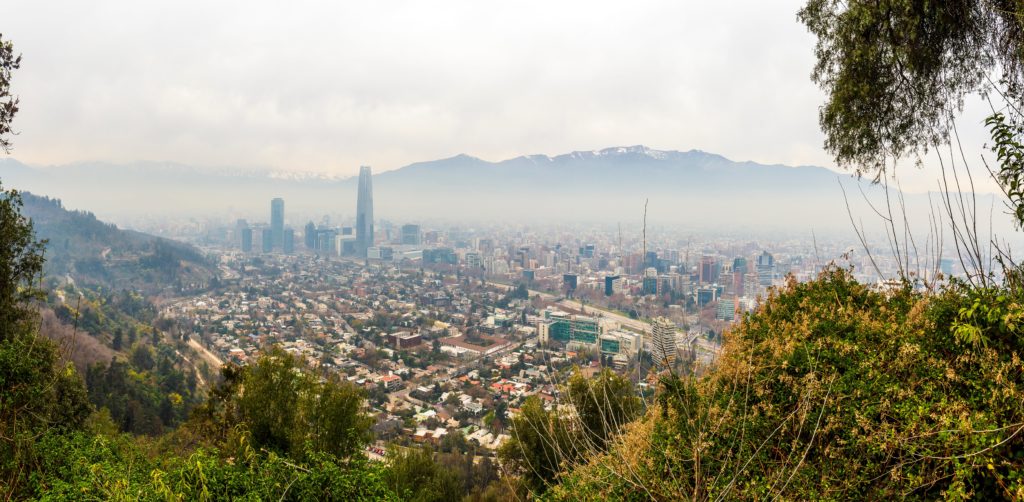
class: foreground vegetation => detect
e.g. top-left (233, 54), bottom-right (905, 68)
top-left (544, 270), bottom-right (1024, 500)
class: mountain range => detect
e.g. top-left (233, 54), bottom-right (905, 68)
top-left (0, 146), bottom-right (918, 233)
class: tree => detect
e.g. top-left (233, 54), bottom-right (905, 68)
top-left (301, 373), bottom-right (374, 459)
top-left (499, 369), bottom-right (640, 494)
top-left (235, 347), bottom-right (306, 454)
top-left (0, 184), bottom-right (46, 336)
top-left (1, 40), bottom-right (93, 495)
top-left (0, 176), bottom-right (91, 495)
top-left (193, 347), bottom-right (374, 462)
top-left (563, 368), bottom-right (641, 449)
top-left (129, 343), bottom-right (155, 370)
top-left (111, 327), bottom-right (123, 351)
top-left (384, 446), bottom-right (463, 502)
top-left (799, 1), bottom-right (1024, 177)
top-left (0, 33), bottom-right (20, 154)
top-left (499, 396), bottom-right (571, 493)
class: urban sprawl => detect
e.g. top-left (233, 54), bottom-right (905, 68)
top-left (160, 166), bottom-right (959, 459)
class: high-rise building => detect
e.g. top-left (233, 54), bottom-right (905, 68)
top-left (940, 258), bottom-right (954, 276)
top-left (717, 298), bottom-right (736, 321)
top-left (732, 257), bottom-right (748, 295)
top-left (261, 228), bottom-right (273, 254)
top-left (283, 229), bottom-right (295, 254)
top-left (645, 251), bottom-right (658, 269)
top-left (356, 166), bottom-right (374, 257)
top-left (700, 255), bottom-right (719, 284)
top-left (604, 275), bottom-right (622, 296)
top-left (696, 286), bottom-right (718, 306)
top-left (401, 224), bottom-right (421, 245)
top-left (240, 227), bottom-right (253, 253)
top-left (270, 198), bottom-right (284, 251)
top-left (642, 276), bottom-right (659, 295)
top-left (367, 246), bottom-right (393, 261)
top-left (304, 221), bottom-right (317, 249)
top-left (650, 317), bottom-right (677, 369)
top-left (316, 228), bottom-right (338, 254)
top-left (563, 273), bottom-right (578, 292)
top-left (600, 329), bottom-right (642, 357)
top-left (757, 251), bottom-right (776, 286)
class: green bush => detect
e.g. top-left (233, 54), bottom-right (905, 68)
top-left (550, 268), bottom-right (1024, 500)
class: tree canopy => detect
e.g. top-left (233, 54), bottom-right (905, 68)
top-left (500, 368), bottom-right (641, 495)
top-left (0, 33), bottom-right (20, 154)
top-left (799, 0), bottom-right (1024, 177)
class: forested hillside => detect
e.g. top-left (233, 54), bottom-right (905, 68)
top-left (21, 192), bottom-right (215, 296)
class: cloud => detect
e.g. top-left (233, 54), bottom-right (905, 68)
top-left (0, 0), bottom-right (966, 193)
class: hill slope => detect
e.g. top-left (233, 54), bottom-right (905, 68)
top-left (20, 192), bottom-right (215, 296)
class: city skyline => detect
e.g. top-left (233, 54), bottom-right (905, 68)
top-left (270, 197), bottom-right (284, 251)
top-left (356, 165), bottom-right (374, 257)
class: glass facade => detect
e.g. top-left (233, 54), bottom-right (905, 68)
top-left (600, 338), bottom-right (620, 354)
top-left (545, 316), bottom-right (600, 345)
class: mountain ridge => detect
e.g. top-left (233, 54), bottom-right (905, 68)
top-left (0, 146), bottom-right (889, 232)
top-left (0, 145), bottom-right (836, 180)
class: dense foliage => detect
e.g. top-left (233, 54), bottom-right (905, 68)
top-left (548, 268), bottom-right (1024, 500)
top-left (24, 427), bottom-right (397, 501)
top-left (0, 186), bottom-right (93, 496)
top-left (188, 347), bottom-right (374, 461)
top-left (987, 93), bottom-right (1024, 228)
top-left (799, 0), bottom-right (1024, 176)
top-left (499, 368), bottom-right (642, 494)
top-left (85, 348), bottom-right (201, 436)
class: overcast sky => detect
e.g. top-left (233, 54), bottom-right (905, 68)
top-left (0, 1), bottom-right (999, 192)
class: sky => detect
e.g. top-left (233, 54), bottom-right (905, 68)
top-left (0, 1), bottom-right (1000, 192)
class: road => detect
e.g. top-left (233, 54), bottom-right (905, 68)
top-left (188, 337), bottom-right (224, 370)
top-left (487, 279), bottom-right (651, 331)
top-left (556, 298), bottom-right (650, 332)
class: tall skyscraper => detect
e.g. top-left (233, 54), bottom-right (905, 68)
top-left (240, 227), bottom-right (253, 253)
top-left (732, 257), bottom-right (748, 295)
top-left (757, 251), bottom-right (776, 286)
top-left (356, 166), bottom-right (374, 257)
top-left (651, 317), bottom-right (677, 370)
top-left (262, 228), bottom-right (273, 254)
top-left (283, 228), bottom-right (295, 254)
top-left (304, 221), bottom-right (317, 249)
top-left (270, 198), bottom-right (284, 251)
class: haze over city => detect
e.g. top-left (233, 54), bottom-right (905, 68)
top-left (3, 2), bottom-right (1024, 500)
top-left (0, 0), bottom-right (1001, 194)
